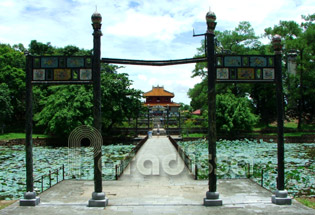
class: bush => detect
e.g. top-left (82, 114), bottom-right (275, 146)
top-left (216, 93), bottom-right (259, 134)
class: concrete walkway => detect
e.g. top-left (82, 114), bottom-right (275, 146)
top-left (119, 136), bottom-right (194, 184)
top-left (2, 136), bottom-right (315, 214)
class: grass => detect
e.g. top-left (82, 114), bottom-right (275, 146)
top-left (0, 200), bottom-right (16, 210)
top-left (183, 131), bottom-right (314, 138)
top-left (182, 133), bottom-right (205, 138)
top-left (263, 132), bottom-right (314, 137)
top-left (268, 121), bottom-right (315, 130)
top-left (0, 133), bottom-right (50, 141)
top-left (295, 197), bottom-right (315, 209)
top-left (284, 132), bottom-right (314, 137)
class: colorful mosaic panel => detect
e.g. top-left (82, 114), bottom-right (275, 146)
top-left (216, 57), bottom-right (223, 66)
top-left (263, 68), bottom-right (275, 80)
top-left (33, 69), bottom-right (45, 80)
top-left (80, 69), bottom-right (92, 80)
top-left (41, 57), bottom-right (58, 68)
top-left (67, 57), bottom-right (85, 68)
top-left (72, 69), bottom-right (79, 80)
top-left (255, 69), bottom-right (262, 79)
top-left (237, 68), bottom-right (255, 80)
top-left (46, 69), bottom-right (53, 80)
top-left (59, 58), bottom-right (66, 68)
top-left (85, 57), bottom-right (92, 67)
top-left (216, 68), bottom-right (229, 79)
top-left (230, 69), bottom-right (236, 79)
top-left (250, 56), bottom-right (267, 67)
top-left (224, 56), bottom-right (241, 67)
top-left (54, 69), bottom-right (71, 81)
top-left (33, 58), bottom-right (40, 68)
top-left (268, 57), bottom-right (274, 67)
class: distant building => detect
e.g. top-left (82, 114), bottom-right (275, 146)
top-left (191, 109), bottom-right (201, 115)
top-left (143, 86), bottom-right (180, 115)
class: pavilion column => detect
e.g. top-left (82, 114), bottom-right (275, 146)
top-left (167, 105), bottom-right (169, 135)
top-left (203, 10), bottom-right (222, 207)
top-left (147, 105), bottom-right (150, 130)
top-left (271, 35), bottom-right (291, 205)
top-left (88, 10), bottom-right (108, 207)
top-left (178, 111), bottom-right (181, 132)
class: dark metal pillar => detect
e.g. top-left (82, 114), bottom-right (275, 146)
top-left (271, 35), bottom-right (291, 205)
top-left (92, 11), bottom-right (103, 193)
top-left (273, 36), bottom-right (285, 191)
top-left (206, 32), bottom-right (217, 192)
top-left (204, 10), bottom-right (222, 206)
top-left (89, 10), bottom-right (108, 207)
top-left (25, 54), bottom-right (34, 192)
top-left (20, 53), bottom-right (40, 206)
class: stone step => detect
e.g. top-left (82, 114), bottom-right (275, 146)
top-left (152, 128), bottom-right (166, 135)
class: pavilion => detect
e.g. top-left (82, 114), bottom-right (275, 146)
top-left (143, 86), bottom-right (180, 115)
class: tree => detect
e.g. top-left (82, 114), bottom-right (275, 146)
top-left (187, 78), bottom-right (208, 111)
top-left (264, 16), bottom-right (315, 126)
top-left (0, 83), bottom-right (13, 133)
top-left (300, 14), bottom-right (315, 123)
top-left (190, 93), bottom-right (258, 134)
top-left (192, 21), bottom-right (261, 78)
top-left (34, 85), bottom-right (93, 136)
top-left (189, 21), bottom-right (293, 126)
top-left (178, 103), bottom-right (192, 112)
top-left (264, 21), bottom-right (303, 125)
top-left (34, 65), bottom-right (143, 137)
top-left (28, 40), bottom-right (54, 56)
top-left (101, 69), bottom-right (143, 134)
top-left (0, 44), bottom-right (26, 129)
top-left (216, 93), bottom-right (259, 134)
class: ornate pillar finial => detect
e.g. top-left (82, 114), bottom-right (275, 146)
top-left (272, 35), bottom-right (282, 54)
top-left (91, 10), bottom-right (102, 32)
top-left (206, 9), bottom-right (217, 34)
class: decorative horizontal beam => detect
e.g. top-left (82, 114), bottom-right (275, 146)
top-left (31, 81), bottom-right (93, 85)
top-left (101, 57), bottom-right (207, 66)
top-left (216, 80), bottom-right (275, 83)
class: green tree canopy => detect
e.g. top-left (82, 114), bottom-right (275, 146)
top-left (0, 44), bottom-right (26, 128)
top-left (34, 65), bottom-right (143, 137)
top-left (0, 83), bottom-right (13, 133)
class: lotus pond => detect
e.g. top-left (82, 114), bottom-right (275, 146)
top-left (178, 139), bottom-right (315, 197)
top-left (0, 144), bottom-right (135, 200)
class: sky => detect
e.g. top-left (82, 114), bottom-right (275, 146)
top-left (1, 0), bottom-right (314, 105)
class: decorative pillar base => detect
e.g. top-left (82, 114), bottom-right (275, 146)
top-left (271, 190), bottom-right (292, 205)
top-left (20, 192), bottom-right (40, 206)
top-left (203, 191), bottom-right (223, 206)
top-left (88, 192), bottom-right (108, 207)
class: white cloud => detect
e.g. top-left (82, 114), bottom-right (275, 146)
top-left (1, 0), bottom-right (314, 105)
top-left (138, 74), bottom-right (147, 81)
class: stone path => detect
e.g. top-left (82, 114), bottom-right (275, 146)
top-left (119, 136), bottom-right (194, 184)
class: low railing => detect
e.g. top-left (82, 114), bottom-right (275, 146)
top-left (34, 165), bottom-right (65, 193)
top-left (168, 136), bottom-right (197, 179)
top-left (168, 138), bottom-right (274, 183)
top-left (115, 135), bottom-right (148, 179)
top-left (249, 164), bottom-right (277, 192)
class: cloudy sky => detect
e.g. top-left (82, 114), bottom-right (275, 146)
top-left (1, 0), bottom-right (314, 105)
